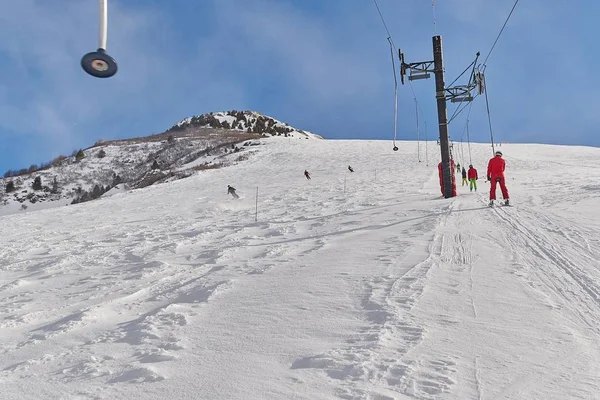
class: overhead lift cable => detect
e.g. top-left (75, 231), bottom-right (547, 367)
top-left (372, 0), bottom-right (396, 49)
top-left (459, 101), bottom-right (475, 165)
top-left (448, 92), bottom-right (480, 125)
top-left (447, 59), bottom-right (477, 92)
top-left (408, 80), bottom-right (425, 161)
top-left (481, 0), bottom-right (521, 70)
top-left (372, 0), bottom-right (401, 150)
top-left (373, 0), bottom-right (427, 154)
top-left (431, 1), bottom-right (437, 34)
top-left (479, 0), bottom-right (520, 154)
top-left (388, 37), bottom-right (400, 151)
top-left (483, 75), bottom-right (497, 154)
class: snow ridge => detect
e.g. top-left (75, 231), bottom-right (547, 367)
top-left (170, 110), bottom-right (323, 140)
top-left (0, 111), bottom-right (320, 216)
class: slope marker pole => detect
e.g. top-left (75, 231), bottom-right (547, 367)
top-left (255, 186), bottom-right (258, 222)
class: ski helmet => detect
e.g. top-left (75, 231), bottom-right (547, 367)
top-left (495, 151), bottom-right (503, 156)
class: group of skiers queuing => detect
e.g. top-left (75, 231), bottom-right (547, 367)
top-left (460, 164), bottom-right (479, 192)
top-left (442, 151), bottom-right (509, 206)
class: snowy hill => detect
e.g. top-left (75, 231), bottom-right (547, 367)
top-left (1, 138), bottom-right (600, 399)
top-left (0, 111), bottom-right (321, 216)
top-left (170, 110), bottom-right (323, 140)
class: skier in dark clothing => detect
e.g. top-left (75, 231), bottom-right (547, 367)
top-left (304, 170), bottom-right (311, 180)
top-left (461, 167), bottom-right (468, 187)
top-left (227, 185), bottom-right (239, 199)
top-left (348, 165), bottom-right (354, 173)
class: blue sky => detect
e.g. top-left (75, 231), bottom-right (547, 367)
top-left (0, 0), bottom-right (597, 174)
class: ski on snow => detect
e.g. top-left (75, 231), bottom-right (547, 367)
top-left (488, 201), bottom-right (513, 208)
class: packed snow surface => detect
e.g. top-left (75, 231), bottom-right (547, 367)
top-left (1, 138), bottom-right (600, 399)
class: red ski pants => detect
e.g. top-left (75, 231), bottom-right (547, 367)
top-left (490, 177), bottom-right (509, 200)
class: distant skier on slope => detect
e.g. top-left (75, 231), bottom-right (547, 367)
top-left (227, 185), bottom-right (239, 199)
top-left (348, 165), bottom-right (354, 173)
top-left (304, 170), bottom-right (311, 180)
top-left (487, 151), bottom-right (510, 206)
top-left (468, 164), bottom-right (478, 192)
top-left (461, 167), bottom-right (468, 187)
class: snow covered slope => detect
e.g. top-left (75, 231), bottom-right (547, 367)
top-left (1, 138), bottom-right (600, 399)
top-left (0, 111), bottom-right (321, 216)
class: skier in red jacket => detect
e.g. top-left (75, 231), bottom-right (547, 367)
top-left (487, 151), bottom-right (509, 206)
top-left (467, 165), bottom-right (478, 192)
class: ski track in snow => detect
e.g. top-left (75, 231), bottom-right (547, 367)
top-left (1, 139), bottom-right (600, 399)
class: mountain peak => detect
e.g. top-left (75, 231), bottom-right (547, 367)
top-left (169, 110), bottom-right (323, 140)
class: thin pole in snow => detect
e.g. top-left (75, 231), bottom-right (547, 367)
top-left (255, 186), bottom-right (258, 222)
top-left (415, 98), bottom-right (421, 162)
top-left (467, 120), bottom-right (473, 165)
top-left (425, 121), bottom-right (429, 166)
